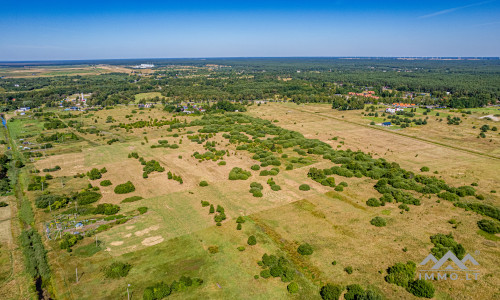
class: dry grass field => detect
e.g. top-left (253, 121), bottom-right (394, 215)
top-left (8, 103), bottom-right (500, 299)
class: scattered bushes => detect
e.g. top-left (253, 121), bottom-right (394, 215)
top-left (114, 181), bottom-right (136, 194)
top-left (370, 216), bottom-right (387, 227)
top-left (297, 243), bottom-right (313, 255)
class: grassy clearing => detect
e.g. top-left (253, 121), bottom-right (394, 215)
top-left (134, 92), bottom-right (164, 103)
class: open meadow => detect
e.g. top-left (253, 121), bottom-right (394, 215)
top-left (3, 101), bottom-right (498, 300)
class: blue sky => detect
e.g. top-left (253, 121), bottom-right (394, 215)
top-left (0, 0), bottom-right (499, 60)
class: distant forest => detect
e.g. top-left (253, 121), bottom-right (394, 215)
top-left (0, 58), bottom-right (499, 110)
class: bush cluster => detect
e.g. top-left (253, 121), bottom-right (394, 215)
top-left (297, 243), bottom-right (313, 255)
top-left (370, 216), bottom-right (387, 227)
top-left (143, 276), bottom-right (203, 300)
top-left (100, 180), bottom-right (112, 186)
top-left (249, 182), bottom-right (264, 197)
top-left (259, 253), bottom-right (295, 283)
top-left (114, 181), bottom-right (136, 194)
top-left (103, 262), bottom-right (132, 279)
top-left (167, 171), bottom-right (183, 184)
top-left (229, 167), bottom-right (251, 180)
top-left (477, 219), bottom-right (500, 234)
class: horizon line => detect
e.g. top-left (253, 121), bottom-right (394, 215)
top-left (1, 56), bottom-right (499, 64)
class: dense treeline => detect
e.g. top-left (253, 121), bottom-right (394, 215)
top-left (1, 59), bottom-right (498, 109)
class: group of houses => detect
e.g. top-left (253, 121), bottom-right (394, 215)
top-left (180, 103), bottom-right (206, 114)
top-left (348, 91), bottom-right (380, 100)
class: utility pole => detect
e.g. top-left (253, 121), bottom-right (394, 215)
top-left (76, 267), bottom-right (78, 283)
top-left (95, 235), bottom-right (98, 247)
top-left (127, 284), bottom-right (131, 300)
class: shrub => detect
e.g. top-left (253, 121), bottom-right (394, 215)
top-left (75, 191), bottom-right (102, 205)
top-left (201, 201), bottom-right (210, 207)
top-left (407, 279), bottom-right (435, 298)
top-left (35, 194), bottom-right (63, 208)
top-left (247, 235), bottom-right (257, 245)
top-left (270, 184), bottom-right (281, 191)
top-left (366, 198), bottom-right (381, 207)
top-left (344, 266), bottom-right (353, 274)
top-left (229, 167), bottom-right (251, 180)
top-left (87, 168), bottom-right (102, 180)
top-left (121, 196), bottom-right (143, 203)
top-left (218, 161), bottom-right (226, 166)
top-left (430, 233), bottom-right (465, 259)
top-left (344, 284), bottom-right (364, 300)
top-left (237, 246), bottom-right (245, 251)
top-left (236, 223), bottom-right (242, 230)
top-left (320, 284), bottom-right (344, 300)
top-left (334, 185), bottom-right (343, 192)
top-left (251, 164), bottom-right (261, 171)
top-left (114, 181), bottom-right (135, 194)
top-left (299, 184), bottom-right (310, 191)
top-left (477, 219), bottom-right (500, 234)
top-left (260, 269), bottom-right (271, 278)
top-left (236, 216), bottom-right (245, 223)
top-left (138, 207), bottom-right (148, 214)
top-left (385, 261), bottom-right (416, 288)
top-left (143, 281), bottom-right (171, 299)
top-left (94, 203), bottom-right (120, 215)
top-left (297, 243), bottom-right (314, 255)
top-left (100, 180), bottom-right (112, 186)
top-left (287, 282), bottom-right (299, 294)
top-left (370, 216), bottom-right (387, 227)
top-left (199, 181), bottom-right (208, 187)
top-left (420, 166), bottom-right (429, 172)
top-left (103, 262), bottom-right (131, 279)
top-left (437, 191), bottom-right (459, 201)
top-left (0, 201), bottom-right (8, 207)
